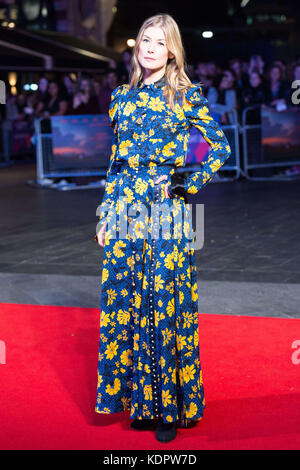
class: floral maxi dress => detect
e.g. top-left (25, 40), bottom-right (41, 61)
top-left (94, 74), bottom-right (231, 427)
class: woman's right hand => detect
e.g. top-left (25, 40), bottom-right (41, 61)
top-left (154, 175), bottom-right (172, 198)
top-left (96, 222), bottom-right (107, 248)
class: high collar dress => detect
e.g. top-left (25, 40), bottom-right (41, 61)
top-left (94, 73), bottom-right (231, 427)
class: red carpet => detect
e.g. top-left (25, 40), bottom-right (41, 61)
top-left (0, 302), bottom-right (300, 450)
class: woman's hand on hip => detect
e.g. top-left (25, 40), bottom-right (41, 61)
top-left (154, 175), bottom-right (171, 199)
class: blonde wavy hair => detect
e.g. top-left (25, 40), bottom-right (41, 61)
top-left (128, 13), bottom-right (202, 111)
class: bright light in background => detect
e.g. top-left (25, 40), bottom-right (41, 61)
top-left (23, 84), bottom-right (39, 91)
top-left (8, 72), bottom-right (17, 87)
top-left (112, 6), bottom-right (117, 13)
top-left (241, 0), bottom-right (251, 7)
top-left (11, 87), bottom-right (17, 95)
top-left (8, 22), bottom-right (15, 28)
top-left (127, 38), bottom-right (136, 47)
top-left (202, 31), bottom-right (213, 39)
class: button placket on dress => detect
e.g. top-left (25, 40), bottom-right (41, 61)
top-left (130, 167), bottom-right (139, 290)
top-left (131, 100), bottom-right (146, 294)
top-left (132, 80), bottom-right (164, 418)
top-left (147, 173), bottom-right (161, 418)
top-left (129, 165), bottom-right (161, 419)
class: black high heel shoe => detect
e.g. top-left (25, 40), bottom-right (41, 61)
top-left (155, 419), bottom-right (177, 442)
top-left (130, 418), bottom-right (156, 430)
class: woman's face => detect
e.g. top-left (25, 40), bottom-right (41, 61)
top-left (231, 61), bottom-right (241, 76)
top-left (222, 70), bottom-right (234, 88)
top-left (107, 72), bottom-right (118, 88)
top-left (207, 62), bottom-right (217, 76)
top-left (80, 79), bottom-right (90, 93)
top-left (220, 75), bottom-right (230, 88)
top-left (122, 51), bottom-right (131, 64)
top-left (270, 67), bottom-right (281, 81)
top-left (138, 26), bottom-right (172, 74)
top-left (39, 78), bottom-right (48, 93)
top-left (294, 66), bottom-right (300, 80)
top-left (49, 82), bottom-right (58, 97)
top-left (195, 63), bottom-right (207, 77)
top-left (250, 72), bottom-right (261, 88)
top-left (93, 80), bottom-right (101, 94)
top-left (64, 76), bottom-right (72, 87)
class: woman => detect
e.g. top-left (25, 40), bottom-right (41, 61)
top-left (229, 58), bottom-right (250, 90)
top-left (36, 77), bottom-right (50, 107)
top-left (248, 53), bottom-right (265, 76)
top-left (35, 80), bottom-right (68, 117)
top-left (207, 69), bottom-right (237, 124)
top-left (98, 69), bottom-right (120, 114)
top-left (67, 74), bottom-right (100, 115)
top-left (289, 62), bottom-right (300, 108)
top-left (94, 14), bottom-right (231, 443)
top-left (241, 71), bottom-right (267, 124)
top-left (264, 65), bottom-right (290, 109)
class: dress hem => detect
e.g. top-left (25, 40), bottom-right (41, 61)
top-left (95, 406), bottom-right (206, 428)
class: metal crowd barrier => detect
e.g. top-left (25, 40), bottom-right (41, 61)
top-left (1, 119), bottom-right (34, 163)
top-left (2, 106), bottom-right (300, 186)
top-left (217, 109), bottom-right (241, 181)
top-left (34, 117), bottom-right (108, 190)
top-left (242, 105), bottom-right (300, 181)
top-left (0, 122), bottom-right (9, 167)
top-left (0, 121), bottom-right (15, 166)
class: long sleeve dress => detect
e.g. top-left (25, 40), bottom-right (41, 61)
top-left (94, 73), bottom-right (231, 428)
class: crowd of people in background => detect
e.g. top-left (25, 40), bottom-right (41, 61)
top-left (3, 50), bottom-right (300, 128)
top-left (194, 53), bottom-right (299, 125)
top-left (1, 49), bottom-right (300, 177)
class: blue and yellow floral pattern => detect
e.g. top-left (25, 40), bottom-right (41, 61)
top-left (95, 74), bottom-right (231, 427)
